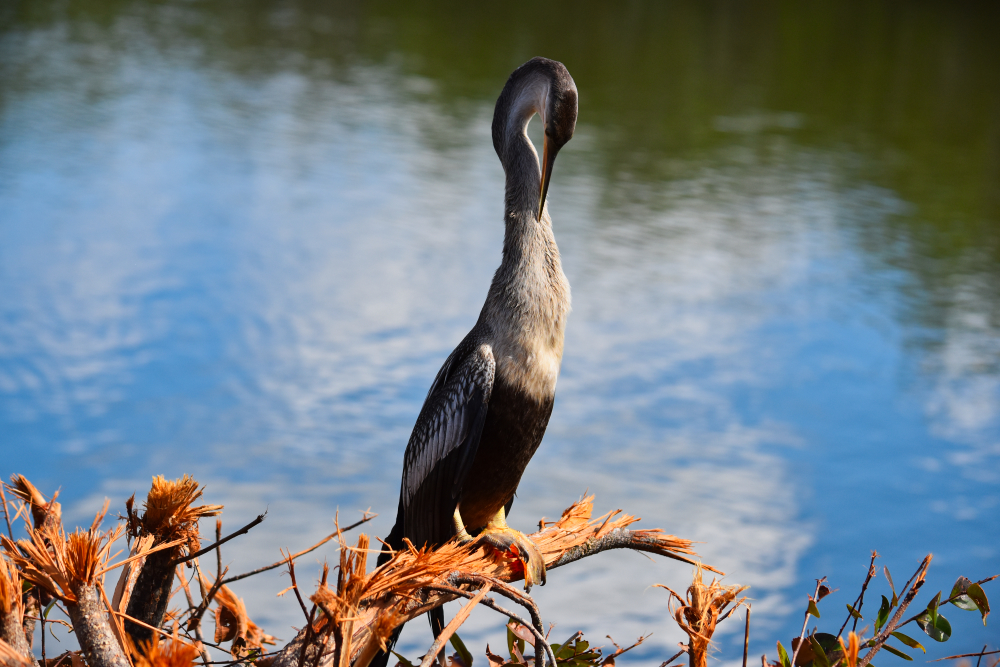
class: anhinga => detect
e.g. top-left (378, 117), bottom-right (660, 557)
top-left (374, 56), bottom-right (577, 664)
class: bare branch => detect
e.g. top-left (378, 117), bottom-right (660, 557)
top-left (220, 513), bottom-right (376, 586)
top-left (418, 585), bottom-right (491, 667)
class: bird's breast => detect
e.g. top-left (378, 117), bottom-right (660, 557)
top-left (492, 323), bottom-right (565, 402)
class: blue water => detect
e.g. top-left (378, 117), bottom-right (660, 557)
top-left (1, 2), bottom-right (998, 664)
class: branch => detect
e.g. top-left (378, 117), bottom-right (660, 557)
top-left (175, 512), bottom-right (267, 566)
top-left (932, 648), bottom-right (1000, 662)
top-left (418, 585), bottom-right (491, 667)
top-left (220, 513), bottom-right (376, 586)
top-left (268, 495), bottom-right (713, 667)
top-left (857, 555), bottom-right (931, 667)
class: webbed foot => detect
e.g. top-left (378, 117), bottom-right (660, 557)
top-left (477, 508), bottom-right (546, 592)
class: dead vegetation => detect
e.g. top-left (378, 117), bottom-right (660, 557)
top-left (0, 474), bottom-right (994, 667)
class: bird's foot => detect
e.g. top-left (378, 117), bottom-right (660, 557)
top-left (477, 512), bottom-right (546, 592)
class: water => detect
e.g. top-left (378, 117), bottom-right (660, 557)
top-left (1, 1), bottom-right (998, 664)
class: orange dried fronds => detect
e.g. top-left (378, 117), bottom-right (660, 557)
top-left (659, 564), bottom-right (748, 667)
top-left (7, 475), bottom-right (60, 529)
top-left (0, 555), bottom-right (23, 619)
top-left (133, 634), bottom-right (201, 667)
top-left (126, 475), bottom-right (222, 552)
top-left (1, 510), bottom-right (124, 603)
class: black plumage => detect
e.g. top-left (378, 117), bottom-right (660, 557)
top-left (373, 56), bottom-right (577, 666)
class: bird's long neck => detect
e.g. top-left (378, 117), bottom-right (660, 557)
top-left (480, 112), bottom-right (570, 369)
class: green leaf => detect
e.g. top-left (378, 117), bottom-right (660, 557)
top-left (915, 610), bottom-right (952, 643)
top-left (876, 596), bottom-right (891, 631)
top-left (43, 600), bottom-right (56, 619)
top-left (889, 633), bottom-right (925, 654)
top-left (391, 651), bottom-right (416, 667)
top-left (507, 625), bottom-right (522, 661)
top-left (450, 632), bottom-right (474, 667)
top-left (966, 583), bottom-right (990, 625)
top-left (846, 604), bottom-right (863, 620)
top-left (809, 636), bottom-right (831, 667)
top-left (949, 577), bottom-right (973, 608)
top-left (777, 642), bottom-right (791, 667)
top-left (808, 599), bottom-right (822, 618)
top-left (881, 645), bottom-right (912, 661)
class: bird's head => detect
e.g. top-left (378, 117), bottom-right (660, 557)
top-left (492, 57), bottom-right (578, 221)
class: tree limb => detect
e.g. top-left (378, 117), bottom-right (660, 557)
top-left (270, 495), bottom-right (714, 667)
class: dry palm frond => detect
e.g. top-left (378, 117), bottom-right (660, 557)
top-left (0, 557), bottom-right (22, 621)
top-left (197, 574), bottom-right (276, 657)
top-left (125, 476), bottom-right (222, 553)
top-left (0, 638), bottom-right (31, 667)
top-left (7, 475), bottom-right (60, 530)
top-left (658, 564), bottom-right (748, 667)
top-left (0, 555), bottom-right (31, 663)
top-left (132, 634), bottom-right (202, 667)
top-left (267, 495), bottom-right (715, 667)
top-left (0, 504), bottom-right (123, 603)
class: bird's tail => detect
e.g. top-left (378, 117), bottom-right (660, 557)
top-left (370, 499), bottom-right (406, 667)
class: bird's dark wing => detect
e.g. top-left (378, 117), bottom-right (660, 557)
top-left (401, 342), bottom-right (495, 548)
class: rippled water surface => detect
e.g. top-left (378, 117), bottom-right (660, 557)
top-left (1, 1), bottom-right (999, 663)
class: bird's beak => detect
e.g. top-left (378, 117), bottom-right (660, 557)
top-left (537, 133), bottom-right (559, 222)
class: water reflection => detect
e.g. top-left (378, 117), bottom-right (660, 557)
top-left (1, 0), bottom-right (998, 663)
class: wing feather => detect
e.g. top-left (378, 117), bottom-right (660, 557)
top-left (400, 343), bottom-right (495, 546)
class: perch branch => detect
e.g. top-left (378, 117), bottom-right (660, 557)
top-left (268, 496), bottom-right (712, 667)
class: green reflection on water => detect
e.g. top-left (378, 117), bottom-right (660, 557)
top-left (3, 0), bottom-right (998, 333)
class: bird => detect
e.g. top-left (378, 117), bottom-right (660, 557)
top-left (372, 56), bottom-right (577, 666)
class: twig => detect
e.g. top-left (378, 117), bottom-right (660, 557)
top-left (454, 574), bottom-right (544, 632)
top-left (659, 649), bottom-right (687, 667)
top-left (0, 484), bottom-right (13, 540)
top-left (220, 513), bottom-right (376, 585)
top-left (426, 585), bottom-right (557, 667)
top-left (41, 598), bottom-right (46, 667)
top-left (217, 520), bottom-right (224, 580)
top-left (109, 609), bottom-right (201, 648)
top-left (177, 565), bottom-right (212, 667)
top-left (743, 606), bottom-right (751, 667)
top-left (418, 585), bottom-right (491, 667)
top-left (790, 579), bottom-right (825, 667)
top-left (284, 551), bottom-right (311, 622)
top-left (936, 575), bottom-right (999, 609)
top-left (932, 648), bottom-right (1000, 662)
top-left (857, 555), bottom-right (931, 667)
top-left (22, 615), bottom-right (72, 630)
top-left (187, 566), bottom-right (230, 633)
top-left (174, 513), bottom-right (267, 566)
top-left (453, 574), bottom-right (545, 667)
top-left (839, 552), bottom-right (878, 637)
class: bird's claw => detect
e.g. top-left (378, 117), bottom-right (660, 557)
top-left (478, 527), bottom-right (547, 592)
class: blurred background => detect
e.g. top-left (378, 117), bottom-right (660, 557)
top-left (1, 0), bottom-right (998, 664)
